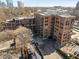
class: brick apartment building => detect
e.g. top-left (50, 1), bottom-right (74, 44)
top-left (4, 12), bottom-right (75, 45)
top-left (5, 16), bottom-right (35, 33)
top-left (35, 12), bottom-right (52, 39)
top-left (53, 15), bottom-right (75, 45)
top-left (35, 11), bottom-right (75, 45)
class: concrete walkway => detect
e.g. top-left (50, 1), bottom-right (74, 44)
top-left (44, 51), bottom-right (63, 59)
top-left (0, 40), bottom-right (13, 51)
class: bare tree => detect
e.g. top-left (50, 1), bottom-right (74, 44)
top-left (14, 26), bottom-right (32, 59)
top-left (14, 26), bottom-right (32, 48)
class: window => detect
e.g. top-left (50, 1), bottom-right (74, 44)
top-left (62, 40), bottom-right (65, 43)
top-left (56, 17), bottom-right (59, 20)
top-left (45, 23), bottom-right (48, 26)
top-left (45, 28), bottom-right (48, 30)
top-left (54, 30), bottom-right (56, 32)
top-left (56, 21), bottom-right (59, 24)
top-left (56, 24), bottom-right (59, 27)
top-left (59, 33), bottom-right (62, 36)
top-left (45, 17), bottom-right (48, 19)
top-left (66, 21), bottom-right (69, 25)
top-left (60, 23), bottom-right (63, 25)
top-left (60, 26), bottom-right (63, 29)
top-left (45, 20), bottom-right (48, 22)
top-left (56, 28), bottom-right (58, 31)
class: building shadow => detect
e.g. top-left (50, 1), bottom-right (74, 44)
top-left (34, 38), bottom-right (63, 56)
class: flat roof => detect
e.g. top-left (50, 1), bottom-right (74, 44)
top-left (59, 15), bottom-right (75, 18)
top-left (5, 16), bottom-right (35, 23)
top-left (38, 12), bottom-right (52, 16)
top-left (15, 16), bottom-right (35, 20)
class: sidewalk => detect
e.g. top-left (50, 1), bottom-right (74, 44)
top-left (44, 51), bottom-right (63, 59)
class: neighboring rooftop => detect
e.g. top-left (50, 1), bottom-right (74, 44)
top-left (5, 16), bottom-right (35, 23)
top-left (38, 12), bottom-right (52, 16)
top-left (14, 16), bottom-right (35, 20)
top-left (59, 14), bottom-right (75, 18)
top-left (36, 8), bottom-right (75, 18)
top-left (37, 11), bottom-right (75, 19)
top-left (46, 9), bottom-right (70, 15)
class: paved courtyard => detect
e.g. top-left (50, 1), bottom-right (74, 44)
top-left (44, 51), bottom-right (63, 59)
top-left (33, 37), bottom-right (63, 59)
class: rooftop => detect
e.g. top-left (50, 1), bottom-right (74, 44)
top-left (5, 16), bottom-right (35, 23)
top-left (37, 9), bottom-right (75, 18)
top-left (38, 12), bottom-right (52, 16)
top-left (38, 11), bottom-right (75, 18)
top-left (59, 14), bottom-right (75, 18)
top-left (15, 16), bottom-right (35, 20)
